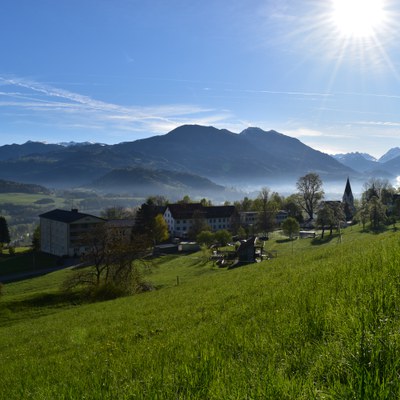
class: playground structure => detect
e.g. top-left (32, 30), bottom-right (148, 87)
top-left (210, 236), bottom-right (276, 269)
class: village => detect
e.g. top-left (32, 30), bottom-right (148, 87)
top-left (37, 175), bottom-right (363, 268)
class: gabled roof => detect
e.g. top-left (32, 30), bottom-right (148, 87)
top-left (166, 203), bottom-right (204, 219)
top-left (39, 209), bottom-right (105, 223)
top-left (166, 203), bottom-right (236, 219)
top-left (204, 206), bottom-right (236, 218)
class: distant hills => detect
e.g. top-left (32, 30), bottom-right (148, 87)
top-left (0, 179), bottom-right (51, 194)
top-left (0, 124), bottom-right (399, 197)
top-left (89, 167), bottom-right (226, 198)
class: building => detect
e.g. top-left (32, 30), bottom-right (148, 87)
top-left (105, 219), bottom-right (135, 242)
top-left (163, 203), bottom-right (236, 238)
top-left (239, 211), bottom-right (258, 227)
top-left (39, 209), bottom-right (105, 257)
top-left (342, 177), bottom-right (356, 221)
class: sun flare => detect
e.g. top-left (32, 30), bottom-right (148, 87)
top-left (332, 0), bottom-right (385, 38)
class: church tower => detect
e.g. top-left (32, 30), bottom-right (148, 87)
top-left (342, 177), bottom-right (355, 221)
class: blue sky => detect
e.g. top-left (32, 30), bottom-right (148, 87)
top-left (1, 0), bottom-right (400, 157)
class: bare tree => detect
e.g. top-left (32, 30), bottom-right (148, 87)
top-left (63, 224), bottom-right (152, 297)
top-left (296, 173), bottom-right (324, 220)
top-left (255, 187), bottom-right (276, 234)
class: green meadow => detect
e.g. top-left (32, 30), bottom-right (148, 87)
top-left (2, 226), bottom-right (400, 399)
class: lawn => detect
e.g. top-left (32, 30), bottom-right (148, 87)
top-left (1, 226), bottom-right (400, 398)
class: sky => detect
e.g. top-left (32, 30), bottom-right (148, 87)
top-left (1, 0), bottom-right (400, 158)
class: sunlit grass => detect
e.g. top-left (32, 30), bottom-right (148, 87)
top-left (1, 226), bottom-right (400, 398)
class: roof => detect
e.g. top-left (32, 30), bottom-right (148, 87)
top-left (166, 203), bottom-right (236, 219)
top-left (39, 209), bottom-right (105, 223)
top-left (166, 203), bottom-right (204, 219)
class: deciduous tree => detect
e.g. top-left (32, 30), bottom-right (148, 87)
top-left (296, 173), bottom-right (324, 220)
top-left (153, 214), bottom-right (169, 244)
top-left (282, 217), bottom-right (300, 240)
top-left (63, 224), bottom-right (152, 297)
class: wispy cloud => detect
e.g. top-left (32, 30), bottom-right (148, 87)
top-left (0, 76), bottom-right (234, 140)
top-left (356, 120), bottom-right (400, 127)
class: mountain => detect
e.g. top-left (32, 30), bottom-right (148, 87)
top-left (332, 152), bottom-right (378, 173)
top-left (0, 141), bottom-right (63, 161)
top-left (88, 167), bottom-right (226, 198)
top-left (378, 147), bottom-right (400, 163)
top-left (0, 125), bottom-right (355, 190)
top-left (0, 179), bottom-right (51, 194)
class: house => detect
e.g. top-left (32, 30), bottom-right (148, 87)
top-left (39, 209), bottom-right (105, 257)
top-left (163, 203), bottom-right (236, 238)
top-left (275, 210), bottom-right (289, 225)
top-left (239, 211), bottom-right (258, 227)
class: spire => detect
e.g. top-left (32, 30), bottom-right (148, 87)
top-left (344, 177), bottom-right (352, 196)
top-left (342, 177), bottom-right (355, 221)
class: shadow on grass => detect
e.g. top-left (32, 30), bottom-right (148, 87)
top-left (17, 291), bottom-right (85, 308)
top-left (311, 235), bottom-right (336, 246)
top-left (276, 238), bottom-right (292, 244)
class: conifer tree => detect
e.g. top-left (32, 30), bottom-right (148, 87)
top-left (0, 216), bottom-right (10, 245)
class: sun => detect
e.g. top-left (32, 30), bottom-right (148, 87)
top-left (332, 0), bottom-right (385, 38)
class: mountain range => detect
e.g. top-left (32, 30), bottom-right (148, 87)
top-left (0, 125), bottom-right (399, 197)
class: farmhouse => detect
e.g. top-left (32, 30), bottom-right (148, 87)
top-left (39, 209), bottom-right (105, 257)
top-left (163, 203), bottom-right (236, 238)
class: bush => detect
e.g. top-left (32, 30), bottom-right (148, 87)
top-left (8, 246), bottom-right (15, 256)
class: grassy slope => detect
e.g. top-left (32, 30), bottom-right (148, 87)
top-left (1, 227), bottom-right (400, 399)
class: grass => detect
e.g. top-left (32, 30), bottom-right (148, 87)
top-left (1, 226), bottom-right (400, 398)
top-left (0, 250), bottom-right (58, 278)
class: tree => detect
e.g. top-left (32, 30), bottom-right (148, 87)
top-left (196, 231), bottom-right (215, 247)
top-left (316, 204), bottom-right (335, 238)
top-left (188, 210), bottom-right (210, 240)
top-left (296, 173), bottom-right (324, 220)
top-left (146, 195), bottom-right (169, 206)
top-left (255, 187), bottom-right (276, 234)
top-left (369, 196), bottom-right (387, 230)
top-left (362, 178), bottom-right (393, 204)
top-left (283, 195), bottom-right (304, 223)
top-left (200, 198), bottom-right (212, 206)
top-left (64, 224), bottom-right (152, 297)
top-left (134, 200), bottom-right (165, 235)
top-left (32, 225), bottom-right (41, 252)
top-left (178, 195), bottom-right (192, 204)
top-left (152, 214), bottom-right (169, 244)
top-left (214, 229), bottom-right (232, 246)
top-left (101, 206), bottom-right (131, 220)
top-left (282, 217), bottom-right (300, 240)
top-left (237, 226), bottom-right (246, 239)
top-left (0, 216), bottom-right (10, 245)
top-left (356, 200), bottom-right (370, 230)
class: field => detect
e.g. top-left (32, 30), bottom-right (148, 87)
top-left (1, 226), bottom-right (400, 398)
top-left (0, 192), bottom-right (144, 246)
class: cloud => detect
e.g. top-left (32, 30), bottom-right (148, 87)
top-left (0, 76), bottom-right (236, 138)
top-left (356, 120), bottom-right (400, 127)
top-left (284, 128), bottom-right (325, 138)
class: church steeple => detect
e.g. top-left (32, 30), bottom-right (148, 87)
top-left (342, 177), bottom-right (355, 221)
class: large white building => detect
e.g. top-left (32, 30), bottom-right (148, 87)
top-left (163, 203), bottom-right (236, 238)
top-left (39, 209), bottom-right (105, 257)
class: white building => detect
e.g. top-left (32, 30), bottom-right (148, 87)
top-left (164, 203), bottom-right (236, 238)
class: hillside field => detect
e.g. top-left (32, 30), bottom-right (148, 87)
top-left (1, 226), bottom-right (400, 398)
